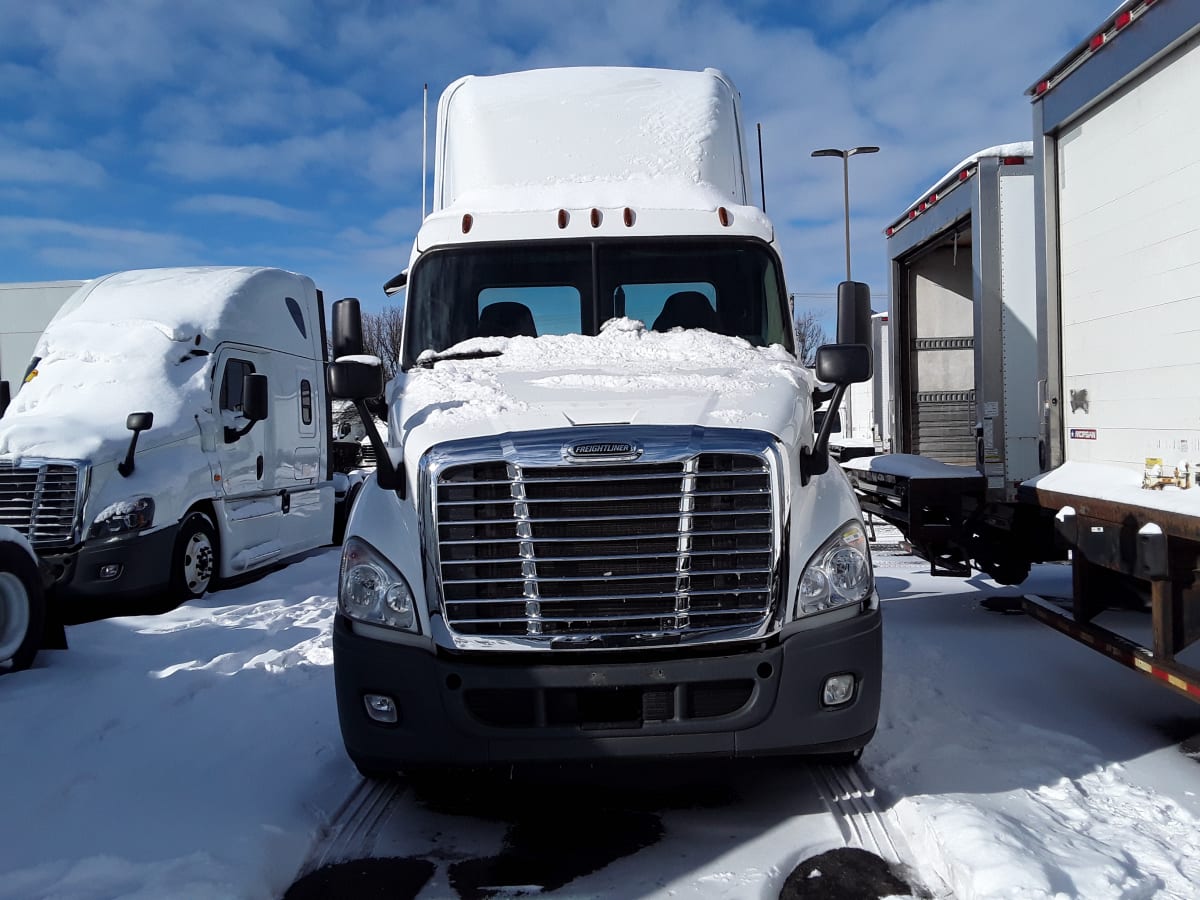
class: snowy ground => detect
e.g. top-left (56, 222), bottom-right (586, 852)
top-left (2, 530), bottom-right (1199, 899)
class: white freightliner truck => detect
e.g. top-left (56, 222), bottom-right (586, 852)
top-left (0, 267), bottom-right (337, 608)
top-left (1018, 0), bottom-right (1200, 700)
top-left (846, 143), bottom-right (1063, 584)
top-left (327, 67), bottom-right (880, 776)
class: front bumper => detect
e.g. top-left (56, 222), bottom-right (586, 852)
top-left (334, 607), bottom-right (881, 770)
top-left (40, 524), bottom-right (179, 600)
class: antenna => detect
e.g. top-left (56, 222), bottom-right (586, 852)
top-left (421, 83), bottom-right (428, 220)
top-left (757, 122), bottom-right (766, 212)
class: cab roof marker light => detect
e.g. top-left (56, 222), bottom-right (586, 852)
top-left (557, 209), bottom-right (569, 229)
top-left (717, 206), bottom-right (731, 227)
top-left (461, 213), bottom-right (473, 234)
top-left (623, 207), bottom-right (635, 227)
top-left (590, 208), bottom-right (602, 227)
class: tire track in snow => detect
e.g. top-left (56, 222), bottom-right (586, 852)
top-left (809, 761), bottom-right (948, 896)
top-left (297, 775), bottom-right (406, 878)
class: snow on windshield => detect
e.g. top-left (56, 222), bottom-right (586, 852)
top-left (400, 319), bottom-right (802, 427)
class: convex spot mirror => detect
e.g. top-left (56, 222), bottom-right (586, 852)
top-left (815, 343), bottom-right (872, 385)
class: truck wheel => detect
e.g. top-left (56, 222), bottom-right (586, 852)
top-left (171, 512), bottom-right (218, 600)
top-left (0, 540), bottom-right (45, 673)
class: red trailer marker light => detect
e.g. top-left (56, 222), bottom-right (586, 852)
top-left (1002, 157), bottom-right (1026, 166)
top-left (959, 169), bottom-right (971, 181)
top-left (1035, 80), bottom-right (1049, 95)
top-left (1089, 33), bottom-right (1106, 51)
top-left (1115, 10), bottom-right (1132, 29)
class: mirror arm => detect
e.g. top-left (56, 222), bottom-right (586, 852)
top-left (223, 420), bottom-right (258, 443)
top-left (354, 399), bottom-right (405, 499)
top-left (800, 383), bottom-right (847, 484)
top-left (811, 383), bottom-right (837, 409)
top-left (118, 431), bottom-right (145, 478)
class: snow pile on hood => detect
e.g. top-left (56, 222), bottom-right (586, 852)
top-left (399, 320), bottom-right (804, 431)
top-left (0, 319), bottom-right (209, 461)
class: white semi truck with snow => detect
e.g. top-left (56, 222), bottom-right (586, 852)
top-left (328, 67), bottom-right (880, 776)
top-left (0, 267), bottom-right (337, 605)
top-left (846, 143), bottom-right (1062, 584)
top-left (1018, 0), bottom-right (1200, 700)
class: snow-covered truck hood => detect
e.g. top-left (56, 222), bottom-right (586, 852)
top-left (391, 322), bottom-right (812, 471)
top-left (0, 319), bottom-right (210, 463)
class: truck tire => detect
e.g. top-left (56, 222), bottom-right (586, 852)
top-left (0, 539), bottom-right (45, 674)
top-left (171, 512), bottom-right (218, 601)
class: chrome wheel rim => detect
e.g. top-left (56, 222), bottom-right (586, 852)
top-left (183, 529), bottom-right (215, 595)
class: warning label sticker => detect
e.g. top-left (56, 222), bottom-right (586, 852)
top-left (1069, 428), bottom-right (1097, 440)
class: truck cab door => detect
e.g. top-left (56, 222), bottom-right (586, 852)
top-left (213, 348), bottom-right (280, 573)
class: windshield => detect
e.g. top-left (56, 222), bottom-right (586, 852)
top-left (402, 238), bottom-right (794, 369)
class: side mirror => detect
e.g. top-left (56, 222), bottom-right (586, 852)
top-left (224, 374), bottom-right (268, 442)
top-left (118, 411), bottom-right (154, 477)
top-left (836, 281), bottom-right (873, 349)
top-left (242, 373), bottom-right (269, 422)
top-left (333, 298), bottom-right (365, 359)
top-left (327, 357), bottom-right (404, 497)
top-left (382, 272), bottom-right (407, 296)
top-left (813, 408), bottom-right (842, 434)
top-left (816, 344), bottom-right (872, 385)
top-left (328, 357), bottom-right (384, 401)
top-left (0, 380), bottom-right (10, 419)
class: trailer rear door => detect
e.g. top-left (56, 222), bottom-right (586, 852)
top-left (1055, 32), bottom-right (1200, 472)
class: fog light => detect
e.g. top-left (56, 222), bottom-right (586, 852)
top-left (99, 564), bottom-right (122, 580)
top-left (822, 674), bottom-right (856, 707)
top-left (363, 694), bottom-right (398, 724)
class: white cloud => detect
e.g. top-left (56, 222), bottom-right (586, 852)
top-left (0, 216), bottom-right (204, 275)
top-left (175, 194), bottom-right (319, 224)
top-left (0, 139), bottom-right (107, 187)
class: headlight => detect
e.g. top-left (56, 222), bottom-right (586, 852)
top-left (796, 520), bottom-right (873, 618)
top-left (90, 497), bottom-right (154, 538)
top-left (339, 537), bottom-right (418, 633)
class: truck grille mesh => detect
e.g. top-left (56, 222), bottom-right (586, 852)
top-left (0, 462), bottom-right (80, 548)
top-left (435, 453), bottom-right (774, 640)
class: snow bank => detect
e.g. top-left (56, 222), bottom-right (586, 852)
top-left (1027, 460), bottom-right (1200, 516)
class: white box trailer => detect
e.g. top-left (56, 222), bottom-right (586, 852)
top-left (846, 144), bottom-right (1060, 582)
top-left (1020, 0), bottom-right (1200, 701)
top-left (0, 281), bottom-right (86, 396)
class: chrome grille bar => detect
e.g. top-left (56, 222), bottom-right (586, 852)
top-left (0, 461), bottom-right (82, 548)
top-left (431, 439), bottom-right (776, 646)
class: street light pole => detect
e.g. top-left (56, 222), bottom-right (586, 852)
top-left (811, 146), bottom-right (879, 281)
top-left (811, 145), bottom-right (879, 441)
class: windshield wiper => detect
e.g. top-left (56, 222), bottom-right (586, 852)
top-left (415, 348), bottom-right (504, 369)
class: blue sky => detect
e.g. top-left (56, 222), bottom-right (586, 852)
top-left (1, 0), bottom-right (1112, 335)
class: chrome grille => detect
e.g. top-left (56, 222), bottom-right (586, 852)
top-left (0, 461), bottom-right (81, 548)
top-left (435, 452), bottom-right (775, 641)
